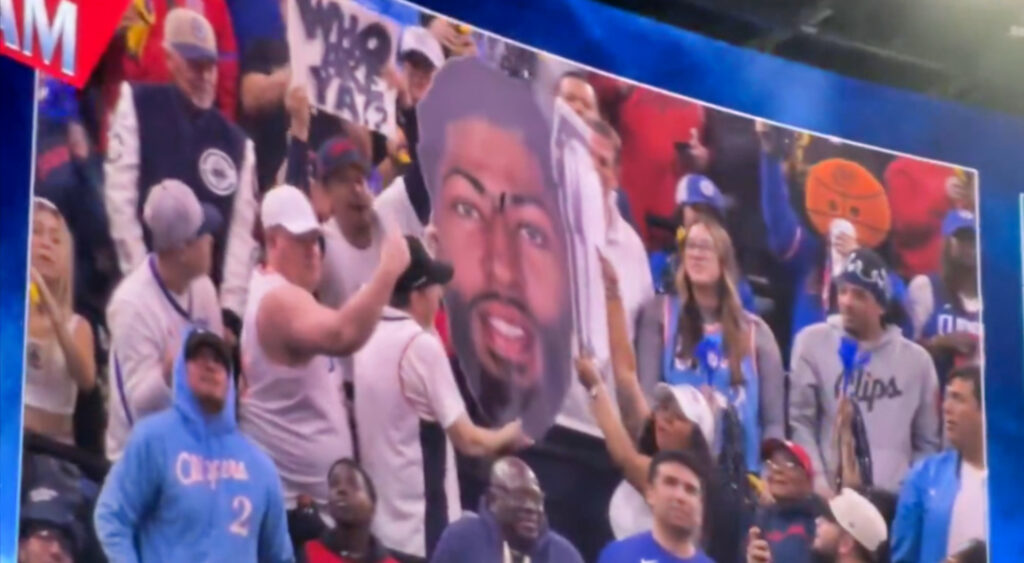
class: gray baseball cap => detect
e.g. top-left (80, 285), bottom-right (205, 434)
top-left (143, 179), bottom-right (223, 251)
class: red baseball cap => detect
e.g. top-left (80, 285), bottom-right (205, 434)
top-left (761, 439), bottom-right (814, 478)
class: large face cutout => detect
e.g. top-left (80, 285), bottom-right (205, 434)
top-left (428, 111), bottom-right (572, 438)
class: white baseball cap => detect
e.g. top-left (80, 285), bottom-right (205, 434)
top-left (260, 185), bottom-right (321, 236)
top-left (143, 179), bottom-right (223, 251)
top-left (652, 383), bottom-right (715, 446)
top-left (400, 26), bottom-right (444, 70)
top-left (828, 488), bottom-right (889, 553)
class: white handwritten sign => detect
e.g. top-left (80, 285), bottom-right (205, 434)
top-left (288, 0), bottom-right (399, 136)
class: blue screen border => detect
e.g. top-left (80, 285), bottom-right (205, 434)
top-left (412, 0), bottom-right (1024, 559)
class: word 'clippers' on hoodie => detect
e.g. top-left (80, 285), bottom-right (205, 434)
top-left (94, 329), bottom-right (293, 563)
top-left (788, 316), bottom-right (941, 493)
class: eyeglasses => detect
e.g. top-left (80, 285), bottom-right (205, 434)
top-left (765, 459), bottom-right (800, 472)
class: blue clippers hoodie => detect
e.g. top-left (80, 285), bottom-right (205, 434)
top-left (94, 329), bottom-right (293, 563)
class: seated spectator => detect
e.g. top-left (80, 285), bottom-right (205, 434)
top-left (354, 236), bottom-right (529, 562)
top-left (430, 457), bottom-right (583, 563)
top-left (905, 211), bottom-right (980, 388)
top-left (24, 198), bottom-right (96, 445)
top-left (95, 329), bottom-right (292, 562)
top-left (105, 8), bottom-right (258, 336)
top-left (19, 452), bottom-right (93, 563)
top-left (301, 459), bottom-right (398, 563)
top-left (811, 488), bottom-right (890, 563)
top-left (789, 248), bottom-right (940, 496)
top-left (105, 180), bottom-right (224, 461)
top-left (746, 439), bottom-right (826, 563)
top-left (635, 220), bottom-right (785, 472)
top-left (237, 185), bottom-right (408, 549)
top-left (891, 365), bottom-right (987, 563)
top-left (598, 450), bottom-right (715, 563)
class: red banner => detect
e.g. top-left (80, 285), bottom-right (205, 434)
top-left (0, 0), bottom-right (129, 86)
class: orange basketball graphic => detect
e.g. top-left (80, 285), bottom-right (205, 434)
top-left (804, 158), bottom-right (891, 248)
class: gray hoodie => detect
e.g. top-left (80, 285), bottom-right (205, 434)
top-left (789, 316), bottom-right (940, 493)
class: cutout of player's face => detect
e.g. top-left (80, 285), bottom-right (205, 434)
top-left (433, 117), bottom-right (572, 435)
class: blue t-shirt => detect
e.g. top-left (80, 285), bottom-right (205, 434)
top-left (598, 532), bottom-right (715, 563)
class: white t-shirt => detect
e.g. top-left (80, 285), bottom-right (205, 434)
top-left (556, 201), bottom-right (649, 437)
top-left (105, 255), bottom-right (223, 461)
top-left (354, 307), bottom-right (465, 558)
top-left (947, 462), bottom-right (988, 556)
top-left (375, 176), bottom-right (425, 239)
top-left (238, 268), bottom-right (353, 507)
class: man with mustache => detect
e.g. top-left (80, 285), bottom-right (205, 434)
top-left (418, 57), bottom-right (620, 559)
top-left (430, 457), bottom-right (582, 563)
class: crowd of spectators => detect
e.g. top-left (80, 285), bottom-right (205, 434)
top-left (19, 1), bottom-right (987, 562)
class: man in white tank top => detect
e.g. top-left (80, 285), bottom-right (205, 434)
top-left (237, 185), bottom-right (410, 529)
top-left (354, 236), bottom-right (530, 562)
top-left (105, 179), bottom-right (224, 461)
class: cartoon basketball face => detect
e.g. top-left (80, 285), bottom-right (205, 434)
top-left (805, 158), bottom-right (891, 248)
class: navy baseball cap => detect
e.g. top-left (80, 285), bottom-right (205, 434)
top-left (394, 236), bottom-right (454, 294)
top-left (675, 174), bottom-right (726, 215)
top-left (941, 209), bottom-right (976, 238)
top-left (317, 136), bottom-right (370, 182)
top-left (185, 329), bottom-right (232, 371)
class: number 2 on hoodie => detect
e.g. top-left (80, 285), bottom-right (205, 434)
top-left (230, 495), bottom-right (253, 536)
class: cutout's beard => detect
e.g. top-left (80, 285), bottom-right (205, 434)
top-left (445, 289), bottom-right (572, 437)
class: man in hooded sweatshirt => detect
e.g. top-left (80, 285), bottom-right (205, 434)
top-left (789, 248), bottom-right (941, 496)
top-left (94, 328), bottom-right (293, 562)
top-left (429, 457), bottom-right (583, 563)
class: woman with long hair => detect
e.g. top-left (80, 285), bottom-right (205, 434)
top-left (24, 198), bottom-right (96, 444)
top-left (577, 254), bottom-right (746, 563)
top-left (659, 219), bottom-right (784, 475)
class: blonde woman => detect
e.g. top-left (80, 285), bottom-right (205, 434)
top-left (24, 198), bottom-right (96, 443)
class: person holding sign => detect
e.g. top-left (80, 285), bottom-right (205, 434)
top-left (789, 248), bottom-right (941, 496)
top-left (95, 329), bottom-right (292, 563)
top-left (419, 58), bottom-right (620, 559)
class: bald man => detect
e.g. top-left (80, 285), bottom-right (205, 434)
top-left (430, 457), bottom-right (583, 563)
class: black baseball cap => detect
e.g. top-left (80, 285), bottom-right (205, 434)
top-left (185, 329), bottom-right (232, 371)
top-left (394, 236), bottom-right (454, 294)
top-left (316, 135), bottom-right (370, 182)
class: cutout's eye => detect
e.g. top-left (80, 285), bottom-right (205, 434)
top-left (828, 199), bottom-right (839, 212)
top-left (849, 206), bottom-right (860, 218)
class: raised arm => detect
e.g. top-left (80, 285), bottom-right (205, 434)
top-left (600, 254), bottom-right (651, 438)
top-left (576, 356), bottom-right (651, 495)
top-left (258, 227), bottom-right (410, 358)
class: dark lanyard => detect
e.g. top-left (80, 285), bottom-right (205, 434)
top-left (148, 255), bottom-right (192, 321)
